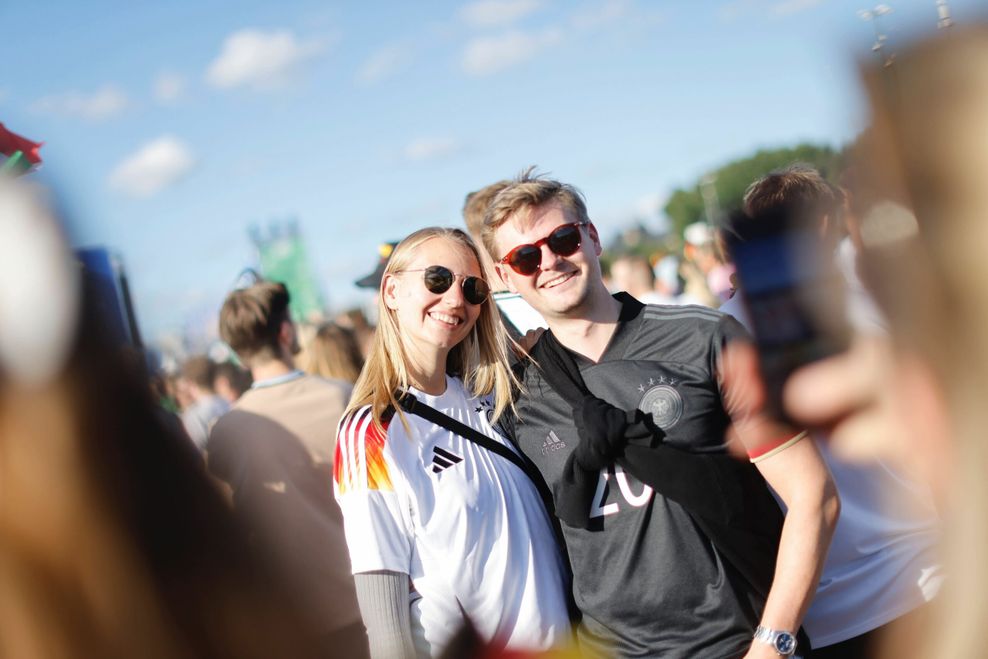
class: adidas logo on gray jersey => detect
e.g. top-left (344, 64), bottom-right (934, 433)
top-left (541, 430), bottom-right (566, 455)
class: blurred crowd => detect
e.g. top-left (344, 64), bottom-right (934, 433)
top-left (2, 23), bottom-right (988, 659)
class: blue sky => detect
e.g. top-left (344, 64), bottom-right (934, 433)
top-left (1, 0), bottom-right (982, 345)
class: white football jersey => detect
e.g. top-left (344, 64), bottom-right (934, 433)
top-left (334, 376), bottom-right (570, 657)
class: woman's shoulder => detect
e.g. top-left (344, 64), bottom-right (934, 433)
top-left (334, 404), bottom-right (401, 495)
top-left (337, 404), bottom-right (397, 444)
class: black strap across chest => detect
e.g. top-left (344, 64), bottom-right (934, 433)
top-left (395, 391), bottom-right (582, 625)
top-left (395, 393), bottom-right (556, 520)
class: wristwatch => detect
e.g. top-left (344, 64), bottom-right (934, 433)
top-left (753, 625), bottom-right (797, 656)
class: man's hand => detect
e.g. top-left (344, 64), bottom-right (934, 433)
top-left (784, 334), bottom-right (949, 499)
top-left (515, 327), bottom-right (545, 354)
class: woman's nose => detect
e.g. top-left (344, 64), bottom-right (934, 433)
top-left (441, 279), bottom-right (465, 306)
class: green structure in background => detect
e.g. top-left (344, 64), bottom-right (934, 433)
top-left (251, 220), bottom-right (325, 322)
top-left (0, 122), bottom-right (44, 176)
top-left (0, 151), bottom-right (33, 176)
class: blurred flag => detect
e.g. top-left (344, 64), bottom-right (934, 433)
top-left (0, 122), bottom-right (43, 166)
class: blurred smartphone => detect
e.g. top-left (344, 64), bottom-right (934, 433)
top-left (723, 208), bottom-right (850, 421)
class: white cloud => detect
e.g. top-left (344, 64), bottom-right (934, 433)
top-left (109, 136), bottom-right (196, 198)
top-left (356, 44), bottom-right (412, 85)
top-left (31, 85), bottom-right (129, 121)
top-left (716, 0), bottom-right (760, 22)
top-left (458, 0), bottom-right (544, 28)
top-left (461, 27), bottom-right (561, 76)
top-left (205, 29), bottom-right (326, 91)
top-left (771, 0), bottom-right (824, 16)
top-left (570, 0), bottom-right (631, 30)
top-left (403, 137), bottom-right (463, 162)
top-left (153, 72), bottom-right (186, 103)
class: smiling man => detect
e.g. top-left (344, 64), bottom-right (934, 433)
top-left (480, 169), bottom-right (838, 658)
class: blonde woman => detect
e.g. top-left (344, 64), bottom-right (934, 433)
top-left (333, 227), bottom-right (570, 658)
top-left (298, 322), bottom-right (364, 384)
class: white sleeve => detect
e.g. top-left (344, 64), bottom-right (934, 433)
top-left (334, 408), bottom-right (415, 575)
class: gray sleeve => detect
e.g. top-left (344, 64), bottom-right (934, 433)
top-left (712, 311), bottom-right (751, 390)
top-left (353, 571), bottom-right (417, 659)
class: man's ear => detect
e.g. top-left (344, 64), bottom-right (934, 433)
top-left (588, 222), bottom-right (603, 256)
top-left (278, 319), bottom-right (295, 349)
top-left (382, 273), bottom-right (401, 310)
top-left (495, 264), bottom-right (518, 293)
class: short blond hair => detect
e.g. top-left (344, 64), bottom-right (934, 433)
top-left (481, 166), bottom-right (590, 262)
top-left (462, 180), bottom-right (509, 240)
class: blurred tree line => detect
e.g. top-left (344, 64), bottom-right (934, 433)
top-left (602, 142), bottom-right (850, 271)
top-left (662, 143), bottom-right (848, 240)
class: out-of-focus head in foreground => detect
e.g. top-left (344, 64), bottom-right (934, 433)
top-left (0, 178), bottom-right (328, 658)
top-left (774, 23), bottom-right (988, 659)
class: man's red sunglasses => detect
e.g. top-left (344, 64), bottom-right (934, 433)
top-left (498, 221), bottom-right (589, 276)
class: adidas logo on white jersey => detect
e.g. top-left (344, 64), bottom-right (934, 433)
top-left (541, 430), bottom-right (566, 456)
top-left (431, 446), bottom-right (464, 473)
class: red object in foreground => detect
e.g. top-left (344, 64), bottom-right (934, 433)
top-left (0, 122), bottom-right (43, 165)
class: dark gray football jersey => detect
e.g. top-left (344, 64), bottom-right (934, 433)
top-left (511, 294), bottom-right (760, 658)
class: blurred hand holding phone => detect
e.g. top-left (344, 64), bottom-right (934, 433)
top-left (723, 204), bottom-right (852, 423)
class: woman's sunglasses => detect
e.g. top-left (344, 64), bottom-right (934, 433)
top-left (398, 265), bottom-right (490, 305)
top-left (498, 221), bottom-right (588, 276)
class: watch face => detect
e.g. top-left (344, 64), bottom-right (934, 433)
top-left (774, 632), bottom-right (797, 655)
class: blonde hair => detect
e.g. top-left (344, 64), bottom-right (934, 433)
top-left (346, 227), bottom-right (518, 431)
top-left (480, 166), bottom-right (590, 262)
top-left (298, 322), bottom-right (364, 384)
top-left (859, 24), bottom-right (988, 659)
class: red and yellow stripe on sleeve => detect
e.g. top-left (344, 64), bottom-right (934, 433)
top-left (334, 407), bottom-right (394, 495)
